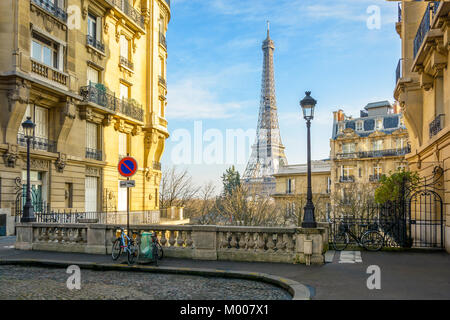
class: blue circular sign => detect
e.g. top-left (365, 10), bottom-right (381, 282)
top-left (118, 157), bottom-right (138, 177)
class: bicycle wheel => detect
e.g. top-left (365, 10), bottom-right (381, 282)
top-left (361, 231), bottom-right (384, 252)
top-left (332, 232), bottom-right (349, 251)
top-left (156, 242), bottom-right (164, 260)
top-left (111, 238), bottom-right (122, 260)
top-left (127, 241), bottom-right (140, 265)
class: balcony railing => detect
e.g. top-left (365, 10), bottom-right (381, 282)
top-left (396, 58), bottom-right (402, 84)
top-left (119, 56), bottom-right (134, 70)
top-left (159, 32), bottom-right (167, 48)
top-left (80, 82), bottom-right (143, 122)
top-left (398, 3), bottom-right (401, 23)
top-left (17, 134), bottom-right (56, 153)
top-left (336, 147), bottom-right (410, 159)
top-left (31, 59), bottom-right (68, 86)
top-left (162, 0), bottom-right (170, 8)
top-left (118, 98), bottom-right (144, 122)
top-left (413, 2), bottom-right (440, 58)
top-left (339, 176), bottom-right (354, 183)
top-left (110, 0), bottom-right (145, 29)
top-left (158, 76), bottom-right (167, 88)
top-left (31, 0), bottom-right (67, 22)
top-left (86, 148), bottom-right (102, 161)
top-left (429, 114), bottom-right (444, 139)
top-left (86, 35), bottom-right (105, 53)
top-left (153, 161), bottom-right (161, 171)
top-left (369, 175), bottom-right (382, 182)
top-left (80, 82), bottom-right (117, 112)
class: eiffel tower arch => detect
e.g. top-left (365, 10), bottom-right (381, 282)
top-left (242, 23), bottom-right (288, 196)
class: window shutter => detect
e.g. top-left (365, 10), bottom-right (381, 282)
top-left (85, 177), bottom-right (98, 212)
top-left (34, 106), bottom-right (48, 139)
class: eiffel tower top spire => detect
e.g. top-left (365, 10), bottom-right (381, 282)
top-left (242, 24), bottom-right (288, 195)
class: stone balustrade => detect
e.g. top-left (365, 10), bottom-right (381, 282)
top-left (15, 223), bottom-right (329, 264)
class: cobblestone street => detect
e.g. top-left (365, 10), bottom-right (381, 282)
top-left (0, 265), bottom-right (291, 300)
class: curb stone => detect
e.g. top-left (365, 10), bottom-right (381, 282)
top-left (0, 258), bottom-right (311, 300)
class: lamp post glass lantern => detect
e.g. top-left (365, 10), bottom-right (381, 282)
top-left (21, 117), bottom-right (36, 223)
top-left (300, 91), bottom-right (317, 228)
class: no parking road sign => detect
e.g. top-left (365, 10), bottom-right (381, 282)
top-left (118, 157), bottom-right (138, 178)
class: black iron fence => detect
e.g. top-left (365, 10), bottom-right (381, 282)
top-left (413, 1), bottom-right (440, 58)
top-left (120, 56), bottom-right (134, 70)
top-left (17, 134), bottom-right (57, 153)
top-left (110, 0), bottom-right (145, 29)
top-left (429, 114), bottom-right (444, 139)
top-left (86, 35), bottom-right (105, 53)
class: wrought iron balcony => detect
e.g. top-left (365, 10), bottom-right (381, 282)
top-left (429, 114), bottom-right (444, 139)
top-left (110, 0), bottom-right (145, 29)
top-left (153, 161), bottom-right (161, 171)
top-left (397, 3), bottom-right (401, 23)
top-left (162, 0), bottom-right (170, 8)
top-left (413, 2), bottom-right (440, 58)
top-left (80, 83), bottom-right (144, 122)
top-left (86, 35), bottom-right (105, 53)
top-left (118, 98), bottom-right (144, 122)
top-left (339, 176), bottom-right (354, 183)
top-left (119, 56), bottom-right (134, 70)
top-left (17, 134), bottom-right (56, 153)
top-left (86, 148), bottom-right (102, 161)
top-left (159, 32), bottom-right (167, 48)
top-left (80, 82), bottom-right (117, 112)
top-left (158, 76), bottom-right (167, 88)
top-left (31, 0), bottom-right (67, 22)
top-left (359, 146), bottom-right (411, 158)
top-left (369, 174), bottom-right (382, 182)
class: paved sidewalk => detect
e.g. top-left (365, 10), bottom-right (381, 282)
top-left (1, 237), bottom-right (450, 299)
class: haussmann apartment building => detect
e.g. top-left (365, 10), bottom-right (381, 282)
top-left (394, 1), bottom-right (450, 252)
top-left (0, 0), bottom-right (171, 231)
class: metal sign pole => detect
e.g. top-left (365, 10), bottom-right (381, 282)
top-left (127, 153), bottom-right (130, 237)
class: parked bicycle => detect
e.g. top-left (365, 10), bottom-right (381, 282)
top-left (111, 227), bottom-right (140, 265)
top-left (151, 232), bottom-right (164, 260)
top-left (332, 221), bottom-right (384, 251)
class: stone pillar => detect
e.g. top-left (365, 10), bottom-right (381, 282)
top-left (86, 224), bottom-right (107, 254)
top-left (14, 223), bottom-right (33, 250)
top-left (191, 225), bottom-right (217, 260)
top-left (295, 227), bottom-right (326, 265)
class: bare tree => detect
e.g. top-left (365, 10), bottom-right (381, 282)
top-left (331, 183), bottom-right (378, 219)
top-left (276, 194), bottom-right (330, 226)
top-left (185, 182), bottom-right (219, 224)
top-left (159, 167), bottom-right (201, 209)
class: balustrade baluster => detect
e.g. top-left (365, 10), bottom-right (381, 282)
top-left (185, 231), bottom-right (193, 247)
top-left (266, 233), bottom-right (275, 252)
top-left (276, 233), bottom-right (285, 251)
top-left (169, 230), bottom-right (176, 247)
top-left (160, 230), bottom-right (167, 246)
top-left (257, 233), bottom-right (265, 251)
top-left (176, 231), bottom-right (185, 247)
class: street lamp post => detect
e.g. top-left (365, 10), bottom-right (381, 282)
top-left (21, 117), bottom-right (36, 223)
top-left (300, 91), bottom-right (317, 228)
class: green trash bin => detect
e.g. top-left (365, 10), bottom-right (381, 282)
top-left (140, 232), bottom-right (154, 259)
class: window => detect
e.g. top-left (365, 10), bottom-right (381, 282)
top-left (119, 83), bottom-right (130, 99)
top-left (65, 183), bottom-right (73, 208)
top-left (286, 178), bottom-right (294, 194)
top-left (118, 132), bottom-right (128, 158)
top-left (19, 105), bottom-right (48, 139)
top-left (342, 143), bottom-right (355, 154)
top-left (31, 32), bottom-right (61, 70)
top-left (396, 137), bottom-right (406, 149)
top-left (87, 66), bottom-right (99, 85)
top-left (375, 119), bottom-right (383, 130)
top-left (160, 100), bottom-right (165, 118)
top-left (87, 13), bottom-right (97, 40)
top-left (356, 121), bottom-right (363, 131)
top-left (338, 123), bottom-right (344, 133)
top-left (341, 165), bottom-right (354, 178)
top-left (85, 176), bottom-right (98, 212)
top-left (373, 139), bottom-right (383, 151)
top-left (86, 122), bottom-right (98, 150)
top-left (120, 35), bottom-right (130, 60)
top-left (326, 177), bottom-right (331, 193)
top-left (159, 56), bottom-right (165, 77)
top-left (373, 164), bottom-right (382, 176)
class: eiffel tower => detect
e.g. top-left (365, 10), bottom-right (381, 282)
top-left (242, 23), bottom-right (287, 195)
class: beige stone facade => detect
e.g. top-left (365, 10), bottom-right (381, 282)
top-left (0, 0), bottom-right (170, 217)
top-left (394, 1), bottom-right (450, 252)
top-left (272, 160), bottom-right (331, 222)
top-left (330, 102), bottom-right (409, 205)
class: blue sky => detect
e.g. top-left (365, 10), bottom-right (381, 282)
top-left (162, 0), bottom-right (400, 191)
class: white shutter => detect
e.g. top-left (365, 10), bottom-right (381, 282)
top-left (18, 105), bottom-right (32, 135)
top-left (34, 106), bottom-right (48, 139)
top-left (117, 183), bottom-right (127, 211)
top-left (119, 83), bottom-right (128, 99)
top-left (118, 132), bottom-right (127, 156)
top-left (120, 35), bottom-right (128, 59)
top-left (86, 122), bottom-right (97, 149)
top-left (85, 176), bottom-right (98, 212)
top-left (87, 66), bottom-right (99, 85)
top-left (96, 16), bottom-right (102, 42)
